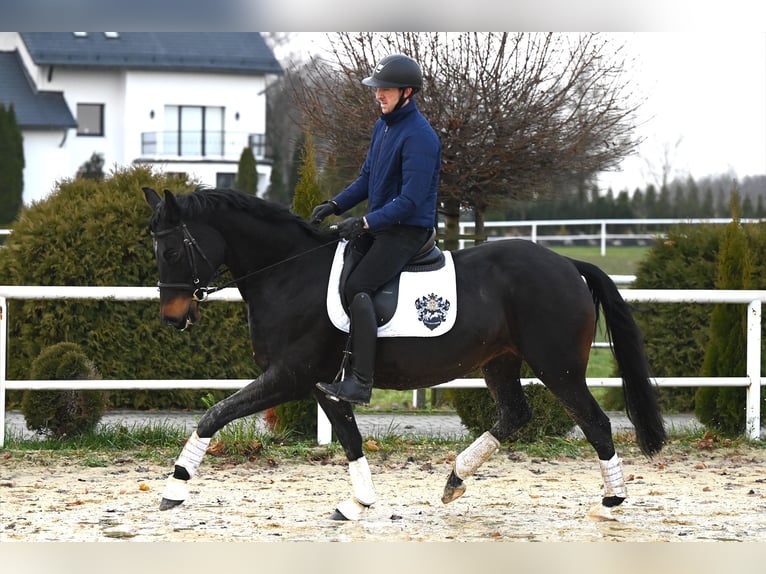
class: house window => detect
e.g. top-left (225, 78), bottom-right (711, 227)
top-left (164, 105), bottom-right (224, 157)
top-left (77, 103), bottom-right (104, 136)
top-left (216, 173), bottom-right (236, 189)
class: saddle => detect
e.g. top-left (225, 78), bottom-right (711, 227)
top-left (339, 228), bottom-right (445, 326)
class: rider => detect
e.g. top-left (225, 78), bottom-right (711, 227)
top-left (312, 53), bottom-right (442, 405)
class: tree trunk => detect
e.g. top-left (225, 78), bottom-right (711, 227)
top-left (473, 207), bottom-right (486, 245)
top-left (441, 197), bottom-right (461, 251)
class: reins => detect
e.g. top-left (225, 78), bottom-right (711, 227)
top-left (200, 237), bottom-right (340, 300)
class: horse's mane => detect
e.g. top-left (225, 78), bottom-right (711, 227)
top-left (168, 187), bottom-right (333, 240)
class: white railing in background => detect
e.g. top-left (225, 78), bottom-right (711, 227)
top-left (456, 218), bottom-right (765, 254)
top-left (1, 286), bottom-right (763, 447)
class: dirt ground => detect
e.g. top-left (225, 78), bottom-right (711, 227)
top-left (3, 441), bottom-right (766, 542)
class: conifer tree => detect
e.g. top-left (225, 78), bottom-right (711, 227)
top-left (0, 103), bottom-right (25, 225)
top-left (235, 146), bottom-right (258, 195)
top-left (291, 132), bottom-right (323, 218)
top-left (696, 191), bottom-right (750, 434)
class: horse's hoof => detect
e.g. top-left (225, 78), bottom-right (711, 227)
top-left (587, 503), bottom-right (619, 522)
top-left (333, 498), bottom-right (369, 521)
top-left (602, 496), bottom-right (625, 508)
top-left (441, 470), bottom-right (466, 504)
top-left (159, 497), bottom-right (184, 511)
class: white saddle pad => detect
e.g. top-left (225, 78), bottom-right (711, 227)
top-left (326, 240), bottom-right (457, 338)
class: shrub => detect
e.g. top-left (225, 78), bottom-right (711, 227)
top-left (265, 398), bottom-right (318, 440)
top-left (0, 165), bottom-right (258, 410)
top-left (621, 220), bottom-right (766, 431)
top-left (696, 211), bottom-right (751, 435)
top-left (604, 224), bottom-right (724, 412)
top-left (235, 146), bottom-right (258, 195)
top-left (452, 383), bottom-right (573, 443)
top-left (22, 342), bottom-right (105, 437)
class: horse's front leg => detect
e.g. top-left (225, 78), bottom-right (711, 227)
top-left (159, 370), bottom-right (297, 510)
top-left (314, 390), bottom-right (376, 521)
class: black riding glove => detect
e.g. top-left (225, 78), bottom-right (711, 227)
top-left (310, 201), bottom-right (338, 225)
top-left (335, 217), bottom-right (365, 240)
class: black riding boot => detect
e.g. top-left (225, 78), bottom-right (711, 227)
top-left (317, 292), bottom-right (377, 405)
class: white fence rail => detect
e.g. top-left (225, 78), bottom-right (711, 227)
top-left (1, 285), bottom-right (764, 446)
top-left (457, 218), bottom-right (765, 254)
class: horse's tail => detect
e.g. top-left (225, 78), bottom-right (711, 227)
top-left (570, 258), bottom-right (667, 457)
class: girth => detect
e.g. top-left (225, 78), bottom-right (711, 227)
top-left (339, 228), bottom-right (445, 326)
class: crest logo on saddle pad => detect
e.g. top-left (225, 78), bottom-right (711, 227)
top-left (415, 293), bottom-right (451, 331)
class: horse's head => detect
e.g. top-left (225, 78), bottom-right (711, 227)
top-left (143, 187), bottom-right (224, 330)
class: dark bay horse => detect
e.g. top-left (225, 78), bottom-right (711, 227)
top-left (143, 186), bottom-right (666, 521)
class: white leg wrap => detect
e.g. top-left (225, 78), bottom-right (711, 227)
top-left (162, 477), bottom-right (190, 502)
top-left (335, 498), bottom-right (369, 521)
top-left (454, 431), bottom-right (500, 480)
top-left (599, 453), bottom-right (627, 499)
top-left (175, 431), bottom-right (211, 478)
top-left (348, 456), bottom-right (376, 507)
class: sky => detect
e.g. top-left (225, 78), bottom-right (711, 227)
top-left (276, 32), bottom-right (766, 194)
top-left (599, 32), bottom-right (766, 192)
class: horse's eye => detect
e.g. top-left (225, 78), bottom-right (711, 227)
top-left (162, 248), bottom-right (180, 262)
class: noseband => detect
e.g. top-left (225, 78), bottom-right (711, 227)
top-left (152, 223), bottom-right (218, 302)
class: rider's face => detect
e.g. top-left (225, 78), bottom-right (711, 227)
top-left (375, 87), bottom-right (411, 114)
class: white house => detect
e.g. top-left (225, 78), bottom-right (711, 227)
top-left (0, 32), bottom-right (283, 206)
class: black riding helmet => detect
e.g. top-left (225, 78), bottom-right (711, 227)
top-left (362, 54), bottom-right (423, 112)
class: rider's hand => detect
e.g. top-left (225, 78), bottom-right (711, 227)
top-left (310, 201), bottom-right (338, 225)
top-left (335, 217), bottom-right (365, 240)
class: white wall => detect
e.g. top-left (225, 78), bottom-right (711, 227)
top-left (21, 131), bottom-right (74, 204)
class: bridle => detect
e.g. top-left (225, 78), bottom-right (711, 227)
top-left (152, 221), bottom-right (340, 302)
top-left (152, 223), bottom-right (220, 302)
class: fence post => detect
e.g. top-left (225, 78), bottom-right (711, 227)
top-left (1, 296), bottom-right (6, 447)
top-left (746, 299), bottom-right (762, 440)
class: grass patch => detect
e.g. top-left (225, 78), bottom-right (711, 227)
top-left (4, 424), bottom-right (762, 471)
top-left (549, 245), bottom-right (650, 275)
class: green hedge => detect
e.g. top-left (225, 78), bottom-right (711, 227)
top-left (22, 342), bottom-right (104, 437)
top-left (452, 384), bottom-right (573, 442)
top-left (0, 166), bottom-right (259, 410)
top-left (619, 222), bottom-right (766, 433)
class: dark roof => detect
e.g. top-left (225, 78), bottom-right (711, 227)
top-left (19, 32), bottom-right (283, 75)
top-left (0, 50), bottom-right (77, 130)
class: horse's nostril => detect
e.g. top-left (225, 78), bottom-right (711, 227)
top-left (162, 315), bottom-right (187, 330)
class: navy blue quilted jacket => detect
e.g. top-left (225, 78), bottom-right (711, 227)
top-left (331, 100), bottom-right (441, 230)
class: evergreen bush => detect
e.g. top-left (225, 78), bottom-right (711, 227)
top-left (21, 342), bottom-right (105, 437)
top-left (0, 102), bottom-right (25, 226)
top-left (618, 219), bottom-right (766, 432)
top-left (0, 166), bottom-right (258, 410)
top-left (235, 146), bottom-right (258, 195)
top-left (696, 203), bottom-right (753, 435)
top-left (604, 224), bottom-right (725, 412)
top-left (452, 383), bottom-right (573, 442)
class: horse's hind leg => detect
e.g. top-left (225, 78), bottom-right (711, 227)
top-left (549, 381), bottom-right (627, 509)
top-left (443, 354), bottom-right (530, 504)
top-left (313, 390), bottom-right (376, 521)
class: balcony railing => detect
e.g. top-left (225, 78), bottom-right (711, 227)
top-left (140, 131), bottom-right (267, 160)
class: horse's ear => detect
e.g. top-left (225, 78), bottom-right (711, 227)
top-left (163, 189), bottom-right (181, 223)
top-left (143, 187), bottom-right (161, 209)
